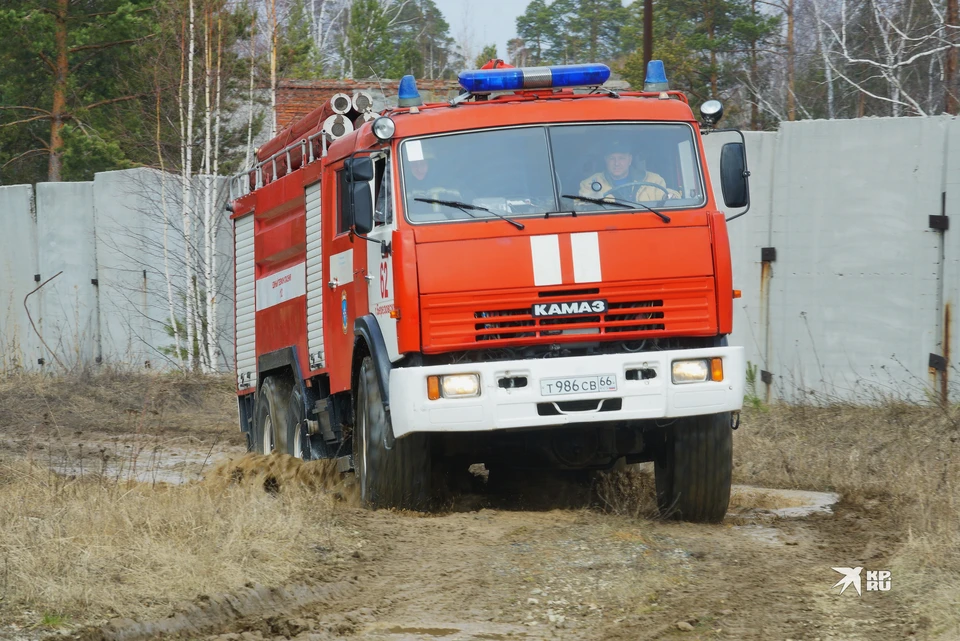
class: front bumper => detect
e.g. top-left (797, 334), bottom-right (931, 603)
top-left (389, 346), bottom-right (745, 438)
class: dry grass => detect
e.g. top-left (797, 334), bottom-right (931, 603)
top-left (0, 455), bottom-right (353, 628)
top-left (0, 370), bottom-right (238, 437)
top-left (735, 403), bottom-right (960, 634)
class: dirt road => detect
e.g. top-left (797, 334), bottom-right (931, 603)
top-left (84, 478), bottom-right (925, 641)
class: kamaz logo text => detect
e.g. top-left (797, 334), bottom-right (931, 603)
top-left (532, 299), bottom-right (608, 317)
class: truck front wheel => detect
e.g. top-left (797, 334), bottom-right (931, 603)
top-left (654, 412), bottom-right (732, 523)
top-left (354, 356), bottom-right (432, 510)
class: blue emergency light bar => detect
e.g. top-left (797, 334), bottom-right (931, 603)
top-left (458, 63), bottom-right (611, 94)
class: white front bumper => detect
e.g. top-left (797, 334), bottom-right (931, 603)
top-left (389, 346), bottom-right (745, 438)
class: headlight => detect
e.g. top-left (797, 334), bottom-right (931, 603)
top-left (427, 374), bottom-right (480, 399)
top-left (371, 116), bottom-right (396, 141)
top-left (441, 374), bottom-right (481, 398)
top-left (671, 358), bottom-right (724, 384)
top-left (672, 359), bottom-right (709, 384)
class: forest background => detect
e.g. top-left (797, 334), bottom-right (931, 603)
top-left (3, 0), bottom-right (959, 371)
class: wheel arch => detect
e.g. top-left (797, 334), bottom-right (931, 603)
top-left (257, 346), bottom-right (313, 420)
top-left (353, 314), bottom-right (392, 410)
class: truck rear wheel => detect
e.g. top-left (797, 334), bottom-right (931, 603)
top-left (286, 385), bottom-right (310, 459)
top-left (253, 375), bottom-right (293, 455)
top-left (654, 412), bottom-right (732, 523)
top-left (354, 356), bottom-right (432, 510)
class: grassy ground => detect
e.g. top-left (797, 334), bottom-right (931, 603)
top-left (1, 372), bottom-right (959, 634)
top-left (0, 372), bottom-right (353, 632)
top-left (734, 403), bottom-right (960, 635)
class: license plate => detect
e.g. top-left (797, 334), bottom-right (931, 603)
top-left (540, 375), bottom-right (617, 396)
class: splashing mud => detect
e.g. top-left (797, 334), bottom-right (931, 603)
top-left (203, 452), bottom-right (359, 505)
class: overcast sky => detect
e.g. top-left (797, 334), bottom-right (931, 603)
top-left (432, 0), bottom-right (525, 66)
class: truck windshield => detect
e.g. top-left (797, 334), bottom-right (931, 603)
top-left (400, 123), bottom-right (705, 223)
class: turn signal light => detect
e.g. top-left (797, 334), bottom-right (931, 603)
top-left (427, 376), bottom-right (441, 400)
top-left (733, 289), bottom-right (742, 299)
top-left (711, 357), bottom-right (723, 382)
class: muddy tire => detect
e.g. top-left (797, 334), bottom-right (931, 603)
top-left (286, 385), bottom-right (311, 459)
top-left (253, 375), bottom-right (293, 455)
top-left (654, 412), bottom-right (732, 523)
top-left (353, 356), bottom-right (432, 510)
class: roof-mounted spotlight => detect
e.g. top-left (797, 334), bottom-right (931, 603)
top-left (700, 100), bottom-right (724, 126)
top-left (397, 75), bottom-right (423, 108)
top-left (371, 116), bottom-right (396, 141)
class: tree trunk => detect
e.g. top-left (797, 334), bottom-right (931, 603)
top-left (786, 0), bottom-right (796, 121)
top-left (156, 68), bottom-right (183, 370)
top-left (812, 0), bottom-right (835, 119)
top-left (246, 10), bottom-right (256, 168)
top-left (750, 0), bottom-right (759, 129)
top-left (643, 0), bottom-right (653, 71)
top-left (49, 0), bottom-right (69, 182)
top-left (183, 0), bottom-right (197, 372)
top-left (948, 0), bottom-right (958, 113)
top-left (270, 0), bottom-right (278, 137)
top-left (203, 7), bottom-right (214, 373)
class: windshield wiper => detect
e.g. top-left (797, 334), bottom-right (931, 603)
top-left (414, 198), bottom-right (524, 230)
top-left (561, 194), bottom-right (671, 223)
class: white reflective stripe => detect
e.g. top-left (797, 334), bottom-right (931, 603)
top-left (256, 262), bottom-right (306, 311)
top-left (570, 231), bottom-right (602, 283)
top-left (530, 234), bottom-right (562, 286)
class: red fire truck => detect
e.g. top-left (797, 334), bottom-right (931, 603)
top-left (229, 60), bottom-right (750, 522)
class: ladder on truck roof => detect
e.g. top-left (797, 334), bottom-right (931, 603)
top-left (228, 129), bottom-right (331, 202)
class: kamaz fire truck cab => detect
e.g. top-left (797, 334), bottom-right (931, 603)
top-left (231, 61), bottom-right (750, 522)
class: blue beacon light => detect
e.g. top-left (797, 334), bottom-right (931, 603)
top-left (643, 60), bottom-right (669, 92)
top-left (398, 74), bottom-right (423, 107)
top-left (458, 63), bottom-right (611, 94)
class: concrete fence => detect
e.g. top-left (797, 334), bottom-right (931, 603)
top-left (3, 118), bottom-right (959, 402)
top-left (0, 169), bottom-right (233, 373)
top-left (705, 115), bottom-right (960, 402)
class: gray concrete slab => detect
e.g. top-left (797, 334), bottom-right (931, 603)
top-left (35, 181), bottom-right (99, 370)
top-left (0, 184), bottom-right (40, 371)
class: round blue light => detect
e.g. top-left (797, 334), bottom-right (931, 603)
top-left (458, 63), bottom-right (611, 93)
top-left (644, 60), bottom-right (669, 91)
top-left (398, 74), bottom-right (423, 107)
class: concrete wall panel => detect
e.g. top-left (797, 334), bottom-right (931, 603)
top-left (95, 169), bottom-right (185, 368)
top-left (765, 117), bottom-right (946, 401)
top-left (0, 185), bottom-right (40, 371)
top-left (35, 181), bottom-right (99, 369)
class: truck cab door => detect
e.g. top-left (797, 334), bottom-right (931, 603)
top-left (365, 153), bottom-right (399, 361)
top-left (324, 164), bottom-right (366, 393)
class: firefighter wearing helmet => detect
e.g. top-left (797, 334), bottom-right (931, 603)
top-left (579, 139), bottom-right (680, 203)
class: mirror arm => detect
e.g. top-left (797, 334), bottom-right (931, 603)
top-left (350, 226), bottom-right (383, 246)
top-left (707, 127), bottom-right (752, 222)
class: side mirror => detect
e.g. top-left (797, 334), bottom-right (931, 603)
top-left (352, 182), bottom-right (374, 235)
top-left (720, 142), bottom-right (749, 209)
top-left (345, 156), bottom-right (374, 183)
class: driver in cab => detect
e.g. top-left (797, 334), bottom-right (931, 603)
top-left (578, 140), bottom-right (680, 203)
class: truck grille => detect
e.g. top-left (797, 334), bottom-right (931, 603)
top-left (421, 278), bottom-right (716, 352)
top-left (474, 299), bottom-right (664, 341)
